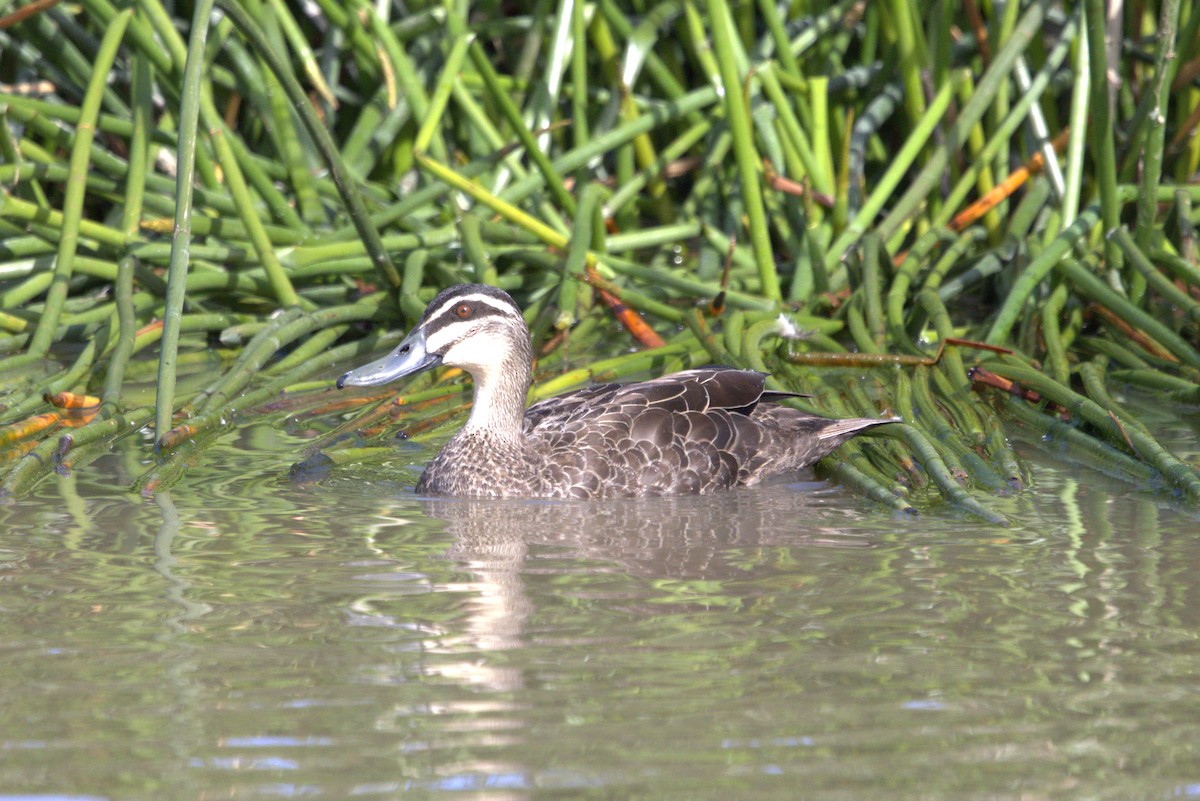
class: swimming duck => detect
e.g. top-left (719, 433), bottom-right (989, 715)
top-left (337, 283), bottom-right (893, 499)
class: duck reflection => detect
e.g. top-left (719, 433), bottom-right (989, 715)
top-left (428, 482), bottom-right (881, 578)
top-left (419, 483), bottom-right (884, 653)
top-left (342, 484), bottom-right (909, 794)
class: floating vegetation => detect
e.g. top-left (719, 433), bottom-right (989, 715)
top-left (1, 1), bottom-right (1198, 522)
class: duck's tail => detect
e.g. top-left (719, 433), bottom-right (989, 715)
top-left (815, 416), bottom-right (900, 441)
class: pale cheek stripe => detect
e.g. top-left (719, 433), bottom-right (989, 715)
top-left (425, 325), bottom-right (473, 353)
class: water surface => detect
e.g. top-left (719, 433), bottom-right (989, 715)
top-left (1, 418), bottom-right (1198, 800)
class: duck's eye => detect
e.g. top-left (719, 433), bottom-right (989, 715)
top-left (454, 303), bottom-right (473, 319)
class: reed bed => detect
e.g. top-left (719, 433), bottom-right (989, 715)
top-left (1, 0), bottom-right (1198, 522)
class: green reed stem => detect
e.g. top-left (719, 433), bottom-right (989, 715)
top-left (986, 202), bottom-right (1104, 345)
top-left (102, 257), bottom-right (137, 412)
top-left (885, 423), bottom-right (1007, 525)
top-left (987, 360), bottom-right (1200, 503)
top-left (827, 74), bottom-right (958, 271)
top-left (1041, 282), bottom-right (1072, 385)
top-left (214, 0), bottom-right (400, 295)
top-left (927, 365), bottom-right (984, 444)
top-left (1111, 227), bottom-right (1200, 323)
top-left (1084, 0), bottom-right (1124, 285)
top-left (685, 309), bottom-right (741, 368)
top-left (59, 406), bottom-right (156, 459)
top-left (0, 431), bottom-right (68, 498)
top-left (877, 0), bottom-right (1049, 243)
top-left (531, 344), bottom-right (709, 402)
top-left (1055, 257), bottom-right (1200, 369)
top-left (184, 306), bottom-right (299, 419)
top-left (1108, 369), bottom-right (1200, 402)
top-left (707, 0), bottom-right (779, 301)
top-left (1078, 359), bottom-right (1154, 439)
top-left (25, 10), bottom-right (132, 358)
top-left (153, 0), bottom-right (209, 445)
top-left (824, 459), bottom-right (916, 515)
top-left (467, 40), bottom-right (575, 217)
top-left (861, 234), bottom-right (886, 351)
top-left (1134, 0), bottom-right (1180, 254)
top-left (757, 65), bottom-right (830, 198)
top-left (1001, 396), bottom-right (1161, 487)
top-left (155, 326), bottom-right (406, 461)
top-left (934, 14), bottom-right (1077, 232)
top-left (912, 366), bottom-right (1008, 491)
top-left (414, 33), bottom-right (472, 157)
top-left (893, 370), bottom-right (966, 478)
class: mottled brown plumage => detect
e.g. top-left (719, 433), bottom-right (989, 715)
top-left (338, 284), bottom-right (893, 499)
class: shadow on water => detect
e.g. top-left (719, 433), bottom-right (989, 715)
top-left (0, 417), bottom-right (1199, 799)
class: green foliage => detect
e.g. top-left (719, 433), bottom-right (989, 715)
top-left (1, 0), bottom-right (1198, 519)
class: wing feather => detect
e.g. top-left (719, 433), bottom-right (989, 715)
top-left (520, 366), bottom-right (890, 497)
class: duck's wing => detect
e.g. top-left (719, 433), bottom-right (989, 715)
top-left (608, 366), bottom-right (773, 415)
top-left (522, 368), bottom-right (780, 496)
top-left (523, 367), bottom-right (890, 498)
top-left (524, 367), bottom-right (773, 431)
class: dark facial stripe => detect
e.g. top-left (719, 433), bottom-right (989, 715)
top-left (419, 285), bottom-right (524, 344)
top-left (420, 284), bottom-right (520, 322)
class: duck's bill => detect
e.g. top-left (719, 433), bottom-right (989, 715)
top-left (337, 329), bottom-right (441, 388)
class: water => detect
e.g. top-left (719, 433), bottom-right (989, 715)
top-left (1, 417), bottom-right (1199, 800)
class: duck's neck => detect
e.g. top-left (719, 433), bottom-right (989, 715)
top-left (461, 347), bottom-right (532, 443)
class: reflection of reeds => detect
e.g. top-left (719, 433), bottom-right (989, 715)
top-left (1, 1), bottom-right (1197, 519)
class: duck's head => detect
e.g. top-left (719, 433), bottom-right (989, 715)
top-left (337, 283), bottom-right (532, 390)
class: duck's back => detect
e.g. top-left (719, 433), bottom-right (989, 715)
top-left (521, 367), bottom-right (885, 499)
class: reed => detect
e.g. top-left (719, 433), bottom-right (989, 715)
top-left (1, 1), bottom-right (1197, 520)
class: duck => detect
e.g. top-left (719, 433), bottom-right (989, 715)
top-left (337, 283), bottom-right (893, 499)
